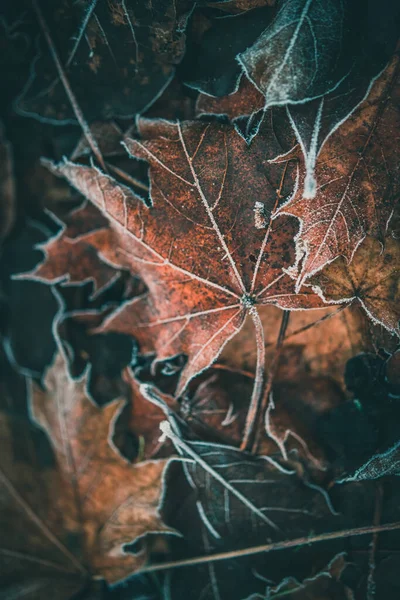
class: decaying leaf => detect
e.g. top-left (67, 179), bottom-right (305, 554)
top-left (244, 552), bottom-right (352, 599)
top-left (276, 55), bottom-right (400, 283)
top-left (182, 6), bottom-right (273, 97)
top-left (238, 0), bottom-right (349, 107)
top-left (3, 3), bottom-right (400, 597)
top-left (43, 118), bottom-right (324, 395)
top-left (159, 415), bottom-right (336, 541)
top-left (16, 0), bottom-right (194, 123)
top-left (27, 201), bottom-right (131, 295)
top-left (154, 400), bottom-right (351, 600)
top-left (309, 236), bottom-right (400, 335)
top-left (0, 351), bottom-right (173, 596)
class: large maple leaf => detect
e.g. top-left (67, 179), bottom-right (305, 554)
top-left (44, 118), bottom-right (324, 401)
top-left (0, 352), bottom-right (172, 596)
top-left (276, 54), bottom-right (400, 284)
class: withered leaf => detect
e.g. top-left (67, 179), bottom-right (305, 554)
top-left (276, 55), bottom-right (400, 283)
top-left (27, 201), bottom-right (144, 297)
top-left (309, 236), bottom-right (400, 335)
top-left (157, 404), bottom-right (341, 600)
top-left (159, 415), bottom-right (335, 541)
top-left (238, 0), bottom-right (349, 107)
top-left (245, 553), bottom-right (351, 599)
top-left (43, 118), bottom-right (324, 395)
top-left (0, 352), bottom-right (173, 594)
top-left (181, 6), bottom-right (273, 97)
top-left (16, 0), bottom-right (194, 123)
top-left (0, 413), bottom-right (86, 600)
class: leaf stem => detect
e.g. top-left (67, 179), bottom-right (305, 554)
top-left (240, 308), bottom-right (266, 452)
top-left (138, 521), bottom-right (400, 575)
top-left (253, 310), bottom-right (290, 453)
top-left (32, 0), bottom-right (106, 170)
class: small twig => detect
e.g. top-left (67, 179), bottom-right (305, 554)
top-left (271, 304), bottom-right (347, 347)
top-left (240, 308), bottom-right (266, 452)
top-left (32, 0), bottom-right (106, 171)
top-left (138, 521), bottom-right (400, 575)
top-left (367, 484), bottom-right (383, 600)
top-left (253, 310), bottom-right (290, 453)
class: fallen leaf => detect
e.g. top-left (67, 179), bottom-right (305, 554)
top-left (181, 6), bottom-right (273, 97)
top-left (27, 201), bottom-right (144, 297)
top-left (309, 236), bottom-right (400, 334)
top-left (0, 351), bottom-right (173, 593)
top-left (157, 408), bottom-right (340, 600)
top-left (238, 0), bottom-right (349, 107)
top-left (159, 413), bottom-right (336, 542)
top-left (16, 0), bottom-right (194, 122)
top-left (276, 55), bottom-right (400, 283)
top-left (43, 118), bottom-right (324, 396)
top-left (247, 552), bottom-right (352, 599)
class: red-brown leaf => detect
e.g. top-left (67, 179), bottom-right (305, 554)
top-left (276, 55), bottom-right (400, 283)
top-left (45, 118), bottom-right (324, 394)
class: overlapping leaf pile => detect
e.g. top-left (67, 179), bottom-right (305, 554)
top-left (1, 1), bottom-right (400, 599)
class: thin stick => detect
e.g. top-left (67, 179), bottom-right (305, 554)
top-left (238, 305), bottom-right (348, 365)
top-left (253, 310), bottom-right (290, 453)
top-left (32, 0), bottom-right (106, 171)
top-left (138, 521), bottom-right (400, 575)
top-left (269, 305), bottom-right (347, 347)
top-left (367, 484), bottom-right (383, 600)
top-left (240, 308), bottom-right (266, 452)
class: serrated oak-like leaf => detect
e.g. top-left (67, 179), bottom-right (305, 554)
top-left (309, 236), bottom-right (400, 335)
top-left (16, 0), bottom-right (193, 123)
top-left (32, 353), bottom-right (173, 583)
top-left (0, 352), bottom-right (172, 592)
top-left (277, 56), bottom-right (400, 283)
top-left (238, 0), bottom-right (347, 107)
top-left (45, 118), bottom-right (324, 394)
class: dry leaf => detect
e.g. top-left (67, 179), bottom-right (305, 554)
top-left (43, 118), bottom-right (324, 395)
top-left (0, 352), bottom-right (173, 593)
top-left (309, 236), bottom-right (400, 334)
top-left (276, 55), bottom-right (400, 282)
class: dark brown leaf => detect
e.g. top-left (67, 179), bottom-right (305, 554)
top-left (0, 352), bottom-right (172, 593)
